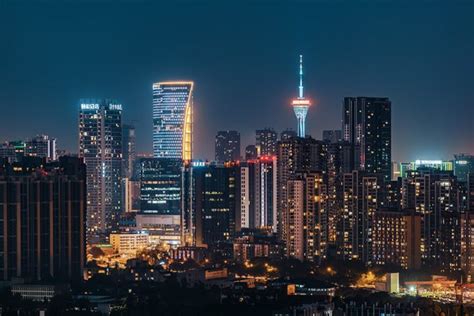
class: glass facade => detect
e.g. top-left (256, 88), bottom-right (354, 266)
top-left (153, 82), bottom-right (193, 160)
top-left (139, 158), bottom-right (182, 215)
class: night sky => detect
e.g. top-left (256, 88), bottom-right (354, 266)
top-left (1, 0), bottom-right (473, 162)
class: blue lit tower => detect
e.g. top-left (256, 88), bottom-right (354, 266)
top-left (291, 55), bottom-right (311, 138)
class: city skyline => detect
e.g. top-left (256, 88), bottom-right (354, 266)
top-left (1, 1), bottom-right (473, 162)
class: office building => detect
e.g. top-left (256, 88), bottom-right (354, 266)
top-left (291, 55), bottom-right (311, 137)
top-left (139, 158), bottom-right (182, 215)
top-left (215, 130), bottom-right (241, 162)
top-left (343, 97), bottom-right (392, 182)
top-left (79, 99), bottom-right (122, 242)
top-left (152, 81), bottom-right (193, 160)
top-left (256, 128), bottom-right (277, 156)
top-left (193, 163), bottom-right (240, 247)
top-left (0, 157), bottom-right (86, 281)
top-left (135, 213), bottom-right (181, 246)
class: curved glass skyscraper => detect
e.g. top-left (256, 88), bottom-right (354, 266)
top-left (152, 81), bottom-right (193, 160)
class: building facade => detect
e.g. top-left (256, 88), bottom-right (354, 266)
top-left (0, 157), bottom-right (86, 281)
top-left (79, 99), bottom-right (122, 242)
top-left (343, 97), bottom-right (392, 182)
top-left (152, 81), bottom-right (193, 160)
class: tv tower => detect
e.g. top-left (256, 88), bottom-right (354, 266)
top-left (291, 55), bottom-right (311, 137)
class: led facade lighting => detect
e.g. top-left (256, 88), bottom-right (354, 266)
top-left (291, 55), bottom-right (311, 138)
top-left (152, 81), bottom-right (194, 161)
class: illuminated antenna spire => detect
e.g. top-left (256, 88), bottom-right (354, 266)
top-left (299, 54), bottom-right (304, 98)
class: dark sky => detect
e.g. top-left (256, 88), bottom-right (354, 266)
top-left (1, 0), bottom-right (473, 162)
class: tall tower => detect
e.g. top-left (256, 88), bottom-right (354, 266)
top-left (79, 99), bottom-right (123, 242)
top-left (153, 81), bottom-right (193, 161)
top-left (291, 55), bottom-right (311, 138)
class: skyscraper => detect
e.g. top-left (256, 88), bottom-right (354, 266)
top-left (343, 97), bottom-right (392, 182)
top-left (215, 130), bottom-right (241, 162)
top-left (153, 81), bottom-right (193, 160)
top-left (79, 99), bottom-right (123, 242)
top-left (277, 136), bottom-right (326, 248)
top-left (291, 55), bottom-right (311, 138)
top-left (193, 163), bottom-right (240, 247)
top-left (256, 129), bottom-right (277, 156)
top-left (337, 171), bottom-right (380, 264)
top-left (122, 124), bottom-right (136, 178)
top-left (402, 168), bottom-right (461, 272)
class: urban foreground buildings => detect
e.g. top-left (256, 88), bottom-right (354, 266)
top-left (79, 99), bottom-right (123, 242)
top-left (0, 157), bottom-right (86, 281)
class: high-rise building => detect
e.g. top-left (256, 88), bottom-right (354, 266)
top-left (454, 153), bottom-right (474, 183)
top-left (152, 81), bottom-right (193, 160)
top-left (0, 157), bottom-right (86, 281)
top-left (122, 124), bottom-right (136, 178)
top-left (25, 135), bottom-right (57, 161)
top-left (291, 55), bottom-right (312, 138)
top-left (139, 158), bottom-right (182, 215)
top-left (286, 172), bottom-right (328, 263)
top-left (79, 99), bottom-right (123, 242)
top-left (215, 130), bottom-right (241, 162)
top-left (402, 168), bottom-right (461, 272)
top-left (245, 145), bottom-right (258, 160)
top-left (337, 171), bottom-right (380, 264)
top-left (239, 157), bottom-right (277, 232)
top-left (256, 129), bottom-right (277, 156)
top-left (322, 130), bottom-right (342, 144)
top-left (372, 209), bottom-right (421, 269)
top-left (277, 136), bottom-right (327, 249)
top-left (342, 97), bottom-right (392, 182)
top-left (461, 211), bottom-right (474, 281)
top-left (193, 163), bottom-right (240, 247)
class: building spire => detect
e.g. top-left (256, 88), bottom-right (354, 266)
top-left (299, 54), bottom-right (304, 98)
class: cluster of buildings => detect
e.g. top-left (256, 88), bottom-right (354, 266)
top-left (1, 55), bottom-right (473, 286)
